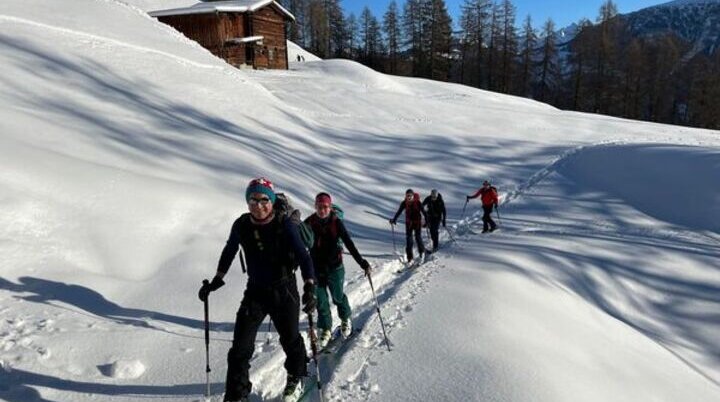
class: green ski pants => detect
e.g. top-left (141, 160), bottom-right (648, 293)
top-left (315, 265), bottom-right (351, 331)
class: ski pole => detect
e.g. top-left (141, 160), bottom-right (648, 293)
top-left (306, 312), bottom-right (324, 402)
top-left (460, 199), bottom-right (468, 220)
top-left (495, 205), bottom-right (502, 226)
top-left (202, 279), bottom-right (211, 399)
top-left (367, 272), bottom-right (392, 351)
top-left (390, 223), bottom-right (397, 255)
top-left (444, 225), bottom-right (456, 242)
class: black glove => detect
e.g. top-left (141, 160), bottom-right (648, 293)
top-left (494, 203), bottom-right (499, 209)
top-left (198, 276), bottom-right (225, 302)
top-left (360, 259), bottom-right (371, 276)
top-left (301, 281), bottom-right (317, 314)
top-left (466, 196), bottom-right (470, 202)
top-left (442, 220), bottom-right (446, 228)
top-left (389, 219), bottom-right (396, 225)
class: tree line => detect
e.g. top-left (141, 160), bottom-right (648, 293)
top-left (280, 0), bottom-right (720, 130)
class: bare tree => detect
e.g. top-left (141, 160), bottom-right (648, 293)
top-left (518, 14), bottom-right (536, 97)
top-left (384, 1), bottom-right (401, 73)
top-left (538, 18), bottom-right (559, 102)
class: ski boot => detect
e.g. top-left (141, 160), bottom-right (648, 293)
top-left (341, 318), bottom-right (353, 338)
top-left (282, 375), bottom-right (303, 402)
top-left (318, 329), bottom-right (332, 349)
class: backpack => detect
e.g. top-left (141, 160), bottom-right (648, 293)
top-left (331, 203), bottom-right (344, 221)
top-left (274, 193), bottom-right (314, 250)
top-left (330, 204), bottom-right (345, 247)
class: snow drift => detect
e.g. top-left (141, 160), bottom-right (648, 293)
top-left (0, 0), bottom-right (719, 401)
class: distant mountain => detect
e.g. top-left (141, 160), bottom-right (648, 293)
top-left (625, 0), bottom-right (720, 57)
top-left (555, 0), bottom-right (720, 57)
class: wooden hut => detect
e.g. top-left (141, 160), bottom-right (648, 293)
top-left (148, 0), bottom-right (295, 70)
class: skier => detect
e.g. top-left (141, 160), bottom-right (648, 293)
top-left (422, 189), bottom-right (446, 251)
top-left (304, 192), bottom-right (371, 347)
top-left (467, 180), bottom-right (499, 233)
top-left (390, 189), bottom-right (428, 262)
top-left (198, 178), bottom-right (317, 402)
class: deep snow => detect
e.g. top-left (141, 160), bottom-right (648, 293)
top-left (1, 1), bottom-right (719, 401)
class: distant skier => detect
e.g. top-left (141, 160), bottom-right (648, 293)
top-left (467, 180), bottom-right (499, 233)
top-left (198, 178), bottom-right (317, 402)
top-left (390, 189), bottom-right (428, 262)
top-left (304, 192), bottom-right (371, 348)
top-left (422, 189), bottom-right (446, 251)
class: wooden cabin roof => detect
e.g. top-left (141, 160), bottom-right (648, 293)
top-left (148, 0), bottom-right (295, 21)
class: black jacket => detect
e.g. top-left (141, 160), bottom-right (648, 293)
top-left (422, 194), bottom-right (446, 224)
top-left (217, 213), bottom-right (315, 288)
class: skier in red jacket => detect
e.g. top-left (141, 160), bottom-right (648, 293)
top-left (467, 180), bottom-right (499, 233)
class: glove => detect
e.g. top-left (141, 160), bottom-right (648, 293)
top-left (389, 219), bottom-right (396, 225)
top-left (465, 196), bottom-right (470, 202)
top-left (301, 281), bottom-right (317, 314)
top-left (442, 220), bottom-right (446, 228)
top-left (198, 276), bottom-right (225, 302)
top-left (494, 203), bottom-right (499, 209)
top-left (360, 259), bottom-right (372, 277)
top-left (422, 221), bottom-right (428, 228)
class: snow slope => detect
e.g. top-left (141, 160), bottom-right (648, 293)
top-left (1, 1), bottom-right (719, 401)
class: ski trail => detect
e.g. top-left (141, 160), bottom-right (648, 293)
top-left (501, 139), bottom-right (630, 206)
top-left (66, 139), bottom-right (713, 401)
top-left (245, 145), bottom-right (584, 400)
top-left (320, 139), bottom-right (720, 401)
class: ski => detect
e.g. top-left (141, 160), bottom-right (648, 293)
top-left (294, 376), bottom-right (318, 402)
top-left (323, 326), bottom-right (359, 354)
top-left (296, 327), bottom-right (362, 401)
top-left (395, 251), bottom-right (433, 274)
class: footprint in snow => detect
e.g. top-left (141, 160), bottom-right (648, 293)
top-left (98, 359), bottom-right (146, 379)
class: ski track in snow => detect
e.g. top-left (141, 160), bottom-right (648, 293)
top-left (230, 140), bottom-right (720, 401)
top-left (4, 140), bottom-right (711, 401)
top-left (206, 142), bottom-right (583, 400)
top-left (1, 137), bottom-right (717, 401)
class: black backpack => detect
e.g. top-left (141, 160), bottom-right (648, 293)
top-left (274, 193), bottom-right (314, 250)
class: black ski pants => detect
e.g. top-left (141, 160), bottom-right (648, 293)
top-left (224, 280), bottom-right (307, 400)
top-left (428, 217), bottom-right (441, 250)
top-left (405, 224), bottom-right (425, 261)
top-left (482, 205), bottom-right (497, 231)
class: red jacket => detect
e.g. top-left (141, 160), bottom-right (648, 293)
top-left (469, 186), bottom-right (499, 207)
top-left (392, 193), bottom-right (427, 229)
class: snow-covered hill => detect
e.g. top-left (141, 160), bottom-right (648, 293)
top-left (1, 1), bottom-right (719, 401)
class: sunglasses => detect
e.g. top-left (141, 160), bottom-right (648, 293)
top-left (248, 197), bottom-right (271, 206)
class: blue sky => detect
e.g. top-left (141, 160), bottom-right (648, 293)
top-left (344, 0), bottom-right (667, 30)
